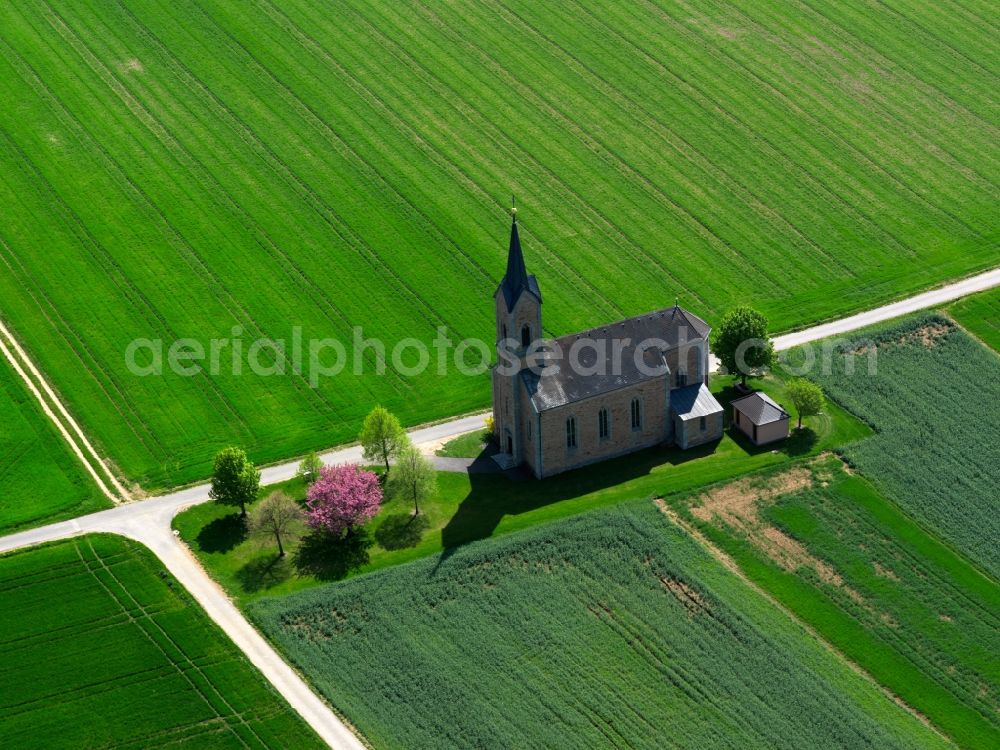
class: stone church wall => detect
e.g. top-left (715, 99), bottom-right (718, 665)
top-left (536, 376), bottom-right (669, 477)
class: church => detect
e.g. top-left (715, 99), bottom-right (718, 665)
top-left (491, 209), bottom-right (724, 478)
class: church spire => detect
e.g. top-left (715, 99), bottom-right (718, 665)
top-left (505, 197), bottom-right (528, 290)
top-left (497, 197), bottom-right (541, 308)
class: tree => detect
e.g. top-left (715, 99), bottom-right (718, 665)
top-left (786, 378), bottom-right (825, 429)
top-left (209, 447), bottom-right (260, 518)
top-left (387, 444), bottom-right (436, 516)
top-left (248, 491), bottom-right (304, 557)
top-left (305, 464), bottom-right (382, 537)
top-left (711, 306), bottom-right (775, 386)
top-left (297, 451), bottom-right (323, 484)
top-left (359, 406), bottom-right (407, 474)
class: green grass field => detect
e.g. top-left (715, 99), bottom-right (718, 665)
top-left (435, 429), bottom-right (489, 458)
top-left (175, 373), bottom-right (869, 602)
top-left (0, 351), bottom-right (107, 533)
top-left (0, 0), bottom-right (996, 489)
top-left (675, 458), bottom-right (999, 750)
top-left (250, 502), bottom-right (950, 750)
top-left (948, 287), bottom-right (1000, 351)
top-left (0, 534), bottom-right (323, 749)
top-left (794, 313), bottom-right (1000, 578)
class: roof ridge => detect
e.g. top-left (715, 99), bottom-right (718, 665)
top-left (731, 391), bottom-right (790, 418)
top-left (551, 305), bottom-right (708, 345)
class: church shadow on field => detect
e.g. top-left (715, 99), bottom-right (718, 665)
top-left (195, 513), bottom-right (246, 553)
top-left (466, 445), bottom-right (503, 473)
top-left (439, 440), bottom-right (719, 553)
top-left (293, 529), bottom-right (373, 581)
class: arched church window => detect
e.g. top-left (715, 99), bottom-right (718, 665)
top-left (521, 324), bottom-right (531, 348)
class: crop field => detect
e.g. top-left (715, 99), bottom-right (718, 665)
top-left (0, 1), bottom-right (997, 489)
top-left (677, 458), bottom-right (1000, 749)
top-left (948, 287), bottom-right (1000, 351)
top-left (0, 534), bottom-right (323, 749)
top-left (251, 502), bottom-right (948, 750)
top-left (0, 349), bottom-right (107, 533)
top-left (794, 313), bottom-right (1000, 578)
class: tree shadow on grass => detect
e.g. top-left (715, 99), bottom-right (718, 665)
top-left (715, 381), bottom-right (760, 409)
top-left (294, 530), bottom-right (373, 581)
top-left (195, 513), bottom-right (246, 553)
top-left (786, 427), bottom-right (819, 456)
top-left (375, 512), bottom-right (430, 550)
top-left (235, 553), bottom-right (294, 594)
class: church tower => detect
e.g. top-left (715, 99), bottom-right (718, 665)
top-left (492, 204), bottom-right (542, 463)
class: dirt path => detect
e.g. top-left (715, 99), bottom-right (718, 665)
top-left (0, 319), bottom-right (128, 503)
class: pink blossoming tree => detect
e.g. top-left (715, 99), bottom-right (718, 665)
top-left (305, 464), bottom-right (382, 537)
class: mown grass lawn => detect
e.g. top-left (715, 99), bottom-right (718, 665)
top-left (249, 501), bottom-right (950, 750)
top-left (174, 373), bottom-right (869, 602)
top-left (0, 534), bottom-right (323, 750)
top-left (0, 351), bottom-right (108, 533)
top-left (672, 457), bottom-right (1000, 750)
top-left (435, 428), bottom-right (488, 458)
top-left (0, 0), bottom-right (995, 490)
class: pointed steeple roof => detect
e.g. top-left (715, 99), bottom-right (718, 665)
top-left (504, 211), bottom-right (529, 291)
top-left (497, 203), bottom-right (541, 308)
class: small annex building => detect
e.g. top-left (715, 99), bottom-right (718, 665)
top-left (730, 391), bottom-right (790, 446)
top-left (670, 382), bottom-right (724, 450)
top-left (491, 208), bottom-right (724, 478)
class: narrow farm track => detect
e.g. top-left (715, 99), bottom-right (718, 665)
top-left (0, 319), bottom-right (128, 503)
top-left (772, 267), bottom-right (1000, 350)
top-left (1, 272), bottom-right (998, 748)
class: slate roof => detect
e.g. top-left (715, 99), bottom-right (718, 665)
top-left (670, 383), bottom-right (723, 421)
top-left (730, 391), bottom-right (790, 425)
top-left (520, 305), bottom-right (711, 412)
top-left (497, 216), bottom-right (541, 308)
